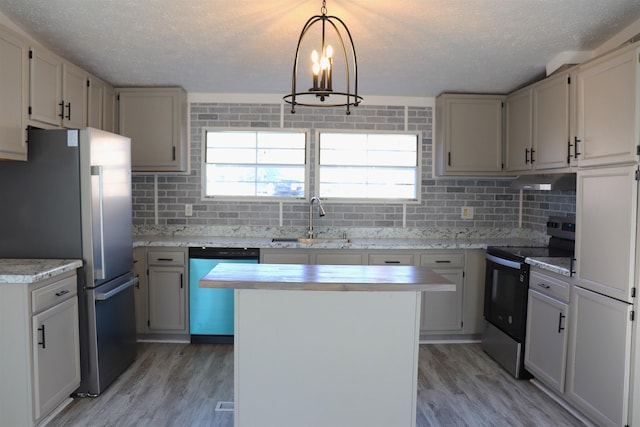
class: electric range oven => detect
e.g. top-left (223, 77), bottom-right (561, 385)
top-left (481, 216), bottom-right (575, 379)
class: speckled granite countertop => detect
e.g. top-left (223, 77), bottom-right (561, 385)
top-left (0, 259), bottom-right (83, 284)
top-left (133, 235), bottom-right (544, 250)
top-left (526, 257), bottom-right (574, 277)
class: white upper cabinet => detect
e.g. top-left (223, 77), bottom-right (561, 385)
top-left (29, 47), bottom-right (87, 129)
top-left (87, 75), bottom-right (116, 132)
top-left (505, 71), bottom-right (573, 172)
top-left (532, 71), bottom-right (572, 170)
top-left (0, 26), bottom-right (28, 160)
top-left (117, 87), bottom-right (189, 173)
top-left (435, 93), bottom-right (504, 176)
top-left (575, 43), bottom-right (640, 167)
top-left (505, 87), bottom-right (532, 172)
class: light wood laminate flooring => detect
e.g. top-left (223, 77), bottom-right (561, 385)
top-left (49, 342), bottom-right (586, 427)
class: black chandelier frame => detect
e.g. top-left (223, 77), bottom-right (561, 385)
top-left (283, 1), bottom-right (363, 115)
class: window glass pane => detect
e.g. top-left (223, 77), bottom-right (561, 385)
top-left (318, 132), bottom-right (419, 201)
top-left (204, 130), bottom-right (306, 198)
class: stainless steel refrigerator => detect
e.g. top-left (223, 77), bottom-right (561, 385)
top-left (0, 127), bottom-right (136, 396)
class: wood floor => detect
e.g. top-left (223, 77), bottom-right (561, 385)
top-left (49, 342), bottom-right (586, 427)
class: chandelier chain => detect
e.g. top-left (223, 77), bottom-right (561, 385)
top-left (321, 0), bottom-right (327, 15)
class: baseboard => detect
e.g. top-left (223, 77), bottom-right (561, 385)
top-left (529, 378), bottom-right (596, 427)
top-left (38, 397), bottom-right (73, 426)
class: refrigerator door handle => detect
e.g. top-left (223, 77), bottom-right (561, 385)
top-left (91, 165), bottom-right (106, 280)
top-left (95, 277), bottom-right (138, 301)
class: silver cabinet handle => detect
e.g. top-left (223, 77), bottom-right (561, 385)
top-left (55, 289), bottom-right (70, 297)
top-left (537, 283), bottom-right (551, 289)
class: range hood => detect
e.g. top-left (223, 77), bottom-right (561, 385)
top-left (510, 173), bottom-right (576, 191)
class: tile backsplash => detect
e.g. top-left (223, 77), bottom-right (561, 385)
top-left (132, 102), bottom-right (575, 236)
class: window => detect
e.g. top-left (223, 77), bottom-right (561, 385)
top-left (203, 129), bottom-right (307, 199)
top-left (317, 131), bottom-right (420, 201)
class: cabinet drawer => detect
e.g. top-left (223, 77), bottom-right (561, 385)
top-left (32, 274), bottom-right (77, 313)
top-left (368, 254), bottom-right (414, 265)
top-left (148, 251), bottom-right (185, 266)
top-left (420, 253), bottom-right (465, 268)
top-left (530, 270), bottom-right (570, 302)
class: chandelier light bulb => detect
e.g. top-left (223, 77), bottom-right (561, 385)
top-left (325, 44), bottom-right (333, 59)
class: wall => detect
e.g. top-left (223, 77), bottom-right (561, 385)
top-left (132, 101), bottom-right (575, 235)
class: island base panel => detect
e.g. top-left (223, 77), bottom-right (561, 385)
top-left (234, 289), bottom-right (421, 427)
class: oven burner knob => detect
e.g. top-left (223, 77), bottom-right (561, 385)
top-left (508, 315), bottom-right (513, 324)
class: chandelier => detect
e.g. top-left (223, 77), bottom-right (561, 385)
top-left (283, 0), bottom-right (363, 115)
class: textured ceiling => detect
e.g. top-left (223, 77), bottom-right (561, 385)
top-left (1, 0), bottom-right (640, 97)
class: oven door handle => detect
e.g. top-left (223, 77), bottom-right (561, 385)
top-left (95, 277), bottom-right (139, 301)
top-left (486, 253), bottom-right (522, 270)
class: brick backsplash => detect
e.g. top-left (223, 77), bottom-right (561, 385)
top-left (131, 102), bottom-right (575, 233)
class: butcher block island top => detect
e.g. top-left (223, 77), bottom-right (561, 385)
top-left (199, 263), bottom-right (454, 291)
top-left (200, 263), bottom-right (453, 427)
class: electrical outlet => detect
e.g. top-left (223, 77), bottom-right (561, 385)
top-left (185, 204), bottom-right (193, 217)
top-left (461, 206), bottom-right (474, 219)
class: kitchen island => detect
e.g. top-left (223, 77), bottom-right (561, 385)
top-left (200, 263), bottom-right (454, 427)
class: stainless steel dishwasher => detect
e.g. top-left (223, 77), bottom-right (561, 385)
top-left (188, 247), bottom-right (260, 343)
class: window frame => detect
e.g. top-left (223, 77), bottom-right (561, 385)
top-left (200, 127), bottom-right (310, 202)
top-left (314, 129), bottom-right (422, 204)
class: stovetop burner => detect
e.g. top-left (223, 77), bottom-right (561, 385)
top-left (487, 216), bottom-right (576, 263)
top-left (486, 245), bottom-right (571, 263)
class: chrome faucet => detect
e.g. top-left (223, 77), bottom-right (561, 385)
top-left (308, 196), bottom-right (326, 238)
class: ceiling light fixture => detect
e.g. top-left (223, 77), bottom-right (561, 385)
top-left (283, 0), bottom-right (362, 115)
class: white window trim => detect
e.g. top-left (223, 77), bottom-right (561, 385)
top-left (200, 127), bottom-right (311, 202)
top-left (314, 129), bottom-right (422, 204)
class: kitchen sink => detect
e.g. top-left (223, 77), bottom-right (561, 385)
top-left (271, 237), bottom-right (351, 244)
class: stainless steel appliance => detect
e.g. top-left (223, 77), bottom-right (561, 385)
top-left (482, 216), bottom-right (575, 378)
top-left (188, 247), bottom-right (259, 343)
top-left (0, 128), bottom-right (136, 396)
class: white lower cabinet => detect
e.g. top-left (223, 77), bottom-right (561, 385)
top-left (32, 297), bottom-right (80, 420)
top-left (525, 269), bottom-right (570, 393)
top-left (566, 285), bottom-right (632, 427)
top-left (419, 252), bottom-right (464, 334)
top-left (147, 250), bottom-right (188, 334)
top-left (0, 270), bottom-right (80, 427)
top-left (525, 289), bottom-right (568, 393)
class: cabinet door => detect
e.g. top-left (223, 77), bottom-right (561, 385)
top-left (133, 247), bottom-right (148, 334)
top-left (576, 165), bottom-right (637, 302)
top-left (148, 266), bottom-right (186, 331)
top-left (29, 47), bottom-right (63, 127)
top-left (532, 72), bottom-right (571, 170)
top-left (0, 28), bottom-right (28, 160)
top-left (118, 87), bottom-right (187, 172)
top-left (437, 94), bottom-right (504, 175)
top-left (566, 286), bottom-right (632, 427)
top-left (32, 297), bottom-right (80, 420)
top-left (505, 88), bottom-right (532, 172)
top-left (102, 85), bottom-right (116, 133)
top-left (576, 45), bottom-right (639, 167)
top-left (420, 269), bottom-right (463, 332)
top-left (87, 76), bottom-right (104, 129)
top-left (525, 289), bottom-right (568, 393)
top-left (62, 62), bottom-right (87, 129)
